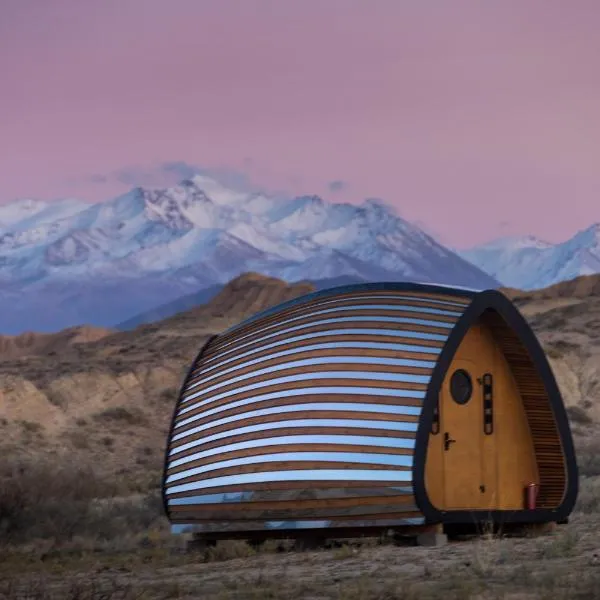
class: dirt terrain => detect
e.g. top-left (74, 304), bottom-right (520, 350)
top-left (0, 273), bottom-right (315, 483)
top-left (0, 326), bottom-right (113, 361)
top-left (0, 273), bottom-right (599, 599)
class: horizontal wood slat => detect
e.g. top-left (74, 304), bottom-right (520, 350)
top-left (173, 398), bottom-right (422, 437)
top-left (174, 397), bottom-right (424, 435)
top-left (191, 346), bottom-right (442, 383)
top-left (170, 511), bottom-right (421, 524)
top-left (177, 380), bottom-right (428, 421)
top-left (183, 363), bottom-right (433, 402)
top-left (201, 324), bottom-right (450, 367)
top-left (481, 309), bottom-right (567, 509)
top-left (212, 293), bottom-right (471, 348)
top-left (170, 494), bottom-right (417, 513)
top-left (164, 287), bottom-right (475, 531)
top-left (167, 443), bottom-right (413, 475)
top-left (195, 333), bottom-right (446, 377)
top-left (170, 461), bottom-right (413, 487)
top-left (170, 427), bottom-right (418, 461)
top-left (168, 479), bottom-right (416, 499)
top-left (209, 309), bottom-right (458, 354)
top-left (171, 411), bottom-right (420, 447)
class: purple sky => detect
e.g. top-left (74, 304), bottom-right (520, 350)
top-left (1, 0), bottom-right (599, 248)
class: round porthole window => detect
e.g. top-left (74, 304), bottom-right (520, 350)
top-left (450, 369), bottom-right (472, 405)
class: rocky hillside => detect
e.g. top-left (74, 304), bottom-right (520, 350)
top-left (0, 273), bottom-right (598, 490)
top-left (0, 325), bottom-right (113, 360)
top-left (502, 273), bottom-right (600, 303)
top-left (501, 275), bottom-right (600, 424)
top-left (0, 273), bottom-right (315, 486)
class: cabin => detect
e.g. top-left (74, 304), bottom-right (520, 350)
top-left (161, 281), bottom-right (578, 545)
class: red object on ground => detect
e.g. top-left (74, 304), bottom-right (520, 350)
top-left (525, 482), bottom-right (539, 509)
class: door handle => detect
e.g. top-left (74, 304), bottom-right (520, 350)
top-left (444, 432), bottom-right (456, 451)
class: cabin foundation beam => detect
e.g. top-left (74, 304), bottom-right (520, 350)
top-left (416, 524), bottom-right (447, 547)
top-left (388, 523), bottom-right (448, 547)
top-left (294, 536), bottom-right (327, 551)
top-left (185, 534), bottom-right (217, 553)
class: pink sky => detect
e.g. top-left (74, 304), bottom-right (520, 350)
top-left (1, 0), bottom-right (599, 248)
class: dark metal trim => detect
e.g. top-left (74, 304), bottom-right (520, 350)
top-left (223, 281), bottom-right (478, 334)
top-left (482, 373), bottom-right (494, 435)
top-left (431, 402), bottom-right (440, 435)
top-left (412, 289), bottom-right (579, 524)
top-left (161, 334), bottom-right (220, 519)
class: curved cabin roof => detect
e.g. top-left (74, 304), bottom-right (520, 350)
top-left (162, 281), bottom-right (578, 531)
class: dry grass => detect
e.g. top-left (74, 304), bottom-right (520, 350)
top-left (1, 518), bottom-right (599, 599)
top-left (0, 275), bottom-right (599, 598)
top-left (0, 449), bottom-right (598, 599)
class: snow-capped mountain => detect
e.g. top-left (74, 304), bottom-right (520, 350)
top-left (459, 225), bottom-right (600, 289)
top-left (0, 175), bottom-right (498, 333)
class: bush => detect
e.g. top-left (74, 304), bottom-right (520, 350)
top-left (0, 458), bottom-right (164, 546)
top-left (566, 405), bottom-right (593, 425)
top-left (92, 406), bottom-right (146, 425)
top-left (576, 437), bottom-right (600, 477)
top-left (575, 477), bottom-right (600, 514)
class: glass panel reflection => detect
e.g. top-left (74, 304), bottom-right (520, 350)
top-left (166, 451), bottom-right (414, 483)
top-left (213, 317), bottom-right (451, 357)
top-left (171, 515), bottom-right (426, 534)
top-left (166, 468), bottom-right (415, 495)
top-left (217, 305), bottom-right (460, 350)
top-left (224, 292), bottom-right (468, 335)
top-left (187, 355), bottom-right (437, 392)
top-left (168, 434), bottom-right (416, 469)
top-left (197, 340), bottom-right (441, 379)
top-left (178, 386), bottom-right (426, 419)
top-left (183, 369), bottom-right (431, 405)
top-left (173, 401), bottom-right (421, 439)
top-left (170, 492), bottom-right (253, 505)
top-left (168, 485), bottom-right (415, 505)
top-left (170, 418), bottom-right (419, 456)
top-left (263, 517), bottom-right (425, 529)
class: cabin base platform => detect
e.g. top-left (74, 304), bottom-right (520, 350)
top-left (180, 520), bottom-right (561, 554)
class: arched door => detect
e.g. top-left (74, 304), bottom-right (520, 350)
top-left (441, 325), bottom-right (498, 510)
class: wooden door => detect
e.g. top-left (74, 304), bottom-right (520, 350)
top-left (441, 325), bottom-right (498, 510)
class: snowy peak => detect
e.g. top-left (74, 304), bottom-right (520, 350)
top-left (0, 197), bottom-right (87, 234)
top-left (567, 223), bottom-right (600, 251)
top-left (361, 197), bottom-right (397, 216)
top-left (464, 234), bottom-right (553, 253)
top-left (0, 173), bottom-right (501, 333)
top-left (460, 225), bottom-right (600, 289)
top-left (187, 174), bottom-right (250, 207)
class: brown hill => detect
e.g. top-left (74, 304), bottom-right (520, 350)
top-left (0, 271), bottom-right (598, 487)
top-left (200, 271), bottom-right (314, 318)
top-left (0, 325), bottom-right (113, 360)
top-left (1, 271), bottom-right (600, 591)
top-left (0, 272), bottom-right (315, 484)
top-left (501, 273), bottom-right (600, 302)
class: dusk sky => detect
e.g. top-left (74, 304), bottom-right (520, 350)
top-left (1, 0), bottom-right (599, 248)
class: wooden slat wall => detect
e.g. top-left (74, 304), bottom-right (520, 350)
top-left (164, 288), bottom-right (472, 531)
top-left (480, 310), bottom-right (567, 509)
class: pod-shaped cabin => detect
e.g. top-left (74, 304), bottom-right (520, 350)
top-left (162, 282), bottom-right (578, 540)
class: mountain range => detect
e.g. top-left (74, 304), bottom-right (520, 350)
top-left (0, 175), bottom-right (497, 334)
top-left (459, 225), bottom-right (600, 290)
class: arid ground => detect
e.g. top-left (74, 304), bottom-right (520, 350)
top-left (1, 273), bottom-right (599, 599)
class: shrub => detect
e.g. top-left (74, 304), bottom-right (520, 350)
top-left (0, 458), bottom-right (165, 547)
top-left (92, 406), bottom-right (146, 425)
top-left (575, 477), bottom-right (600, 514)
top-left (159, 387), bottom-right (178, 403)
top-left (576, 437), bottom-right (600, 477)
top-left (566, 405), bottom-right (592, 425)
